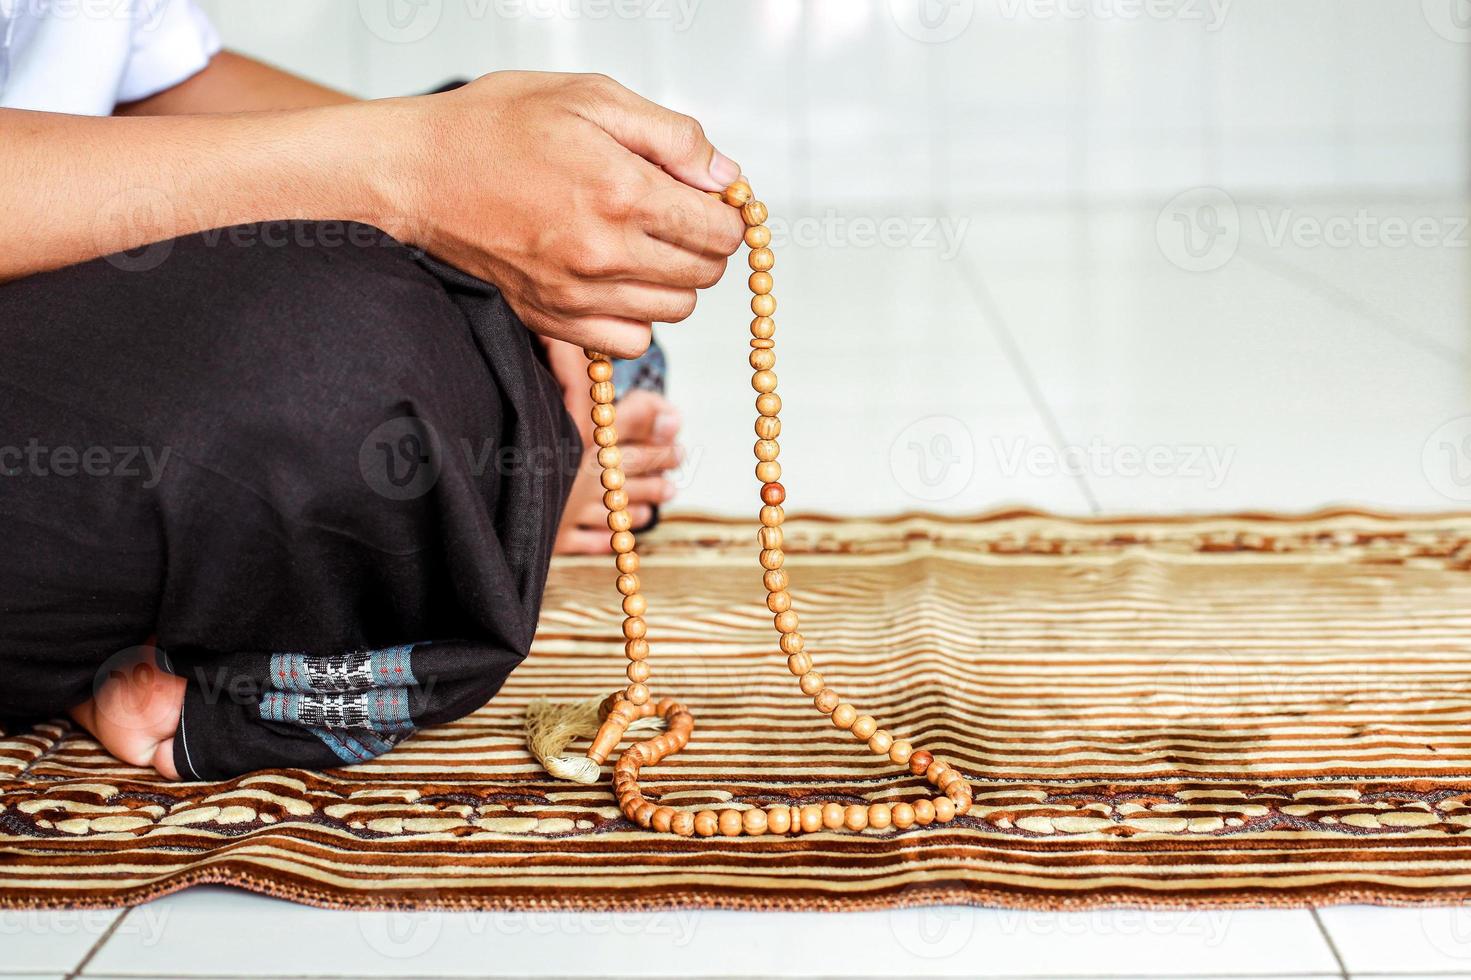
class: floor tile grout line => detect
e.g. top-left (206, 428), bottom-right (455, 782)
top-left (1238, 247), bottom-right (1467, 369)
top-left (1309, 907), bottom-right (1350, 980)
top-left (952, 250), bottom-right (1103, 514)
top-left (63, 907), bottom-right (132, 980)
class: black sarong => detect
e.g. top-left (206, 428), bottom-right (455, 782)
top-left (0, 222), bottom-right (580, 779)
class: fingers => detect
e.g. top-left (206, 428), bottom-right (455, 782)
top-left (630, 180), bottom-right (746, 260)
top-left (577, 75), bottom-right (742, 192)
top-left (558, 281), bottom-right (699, 324)
top-left (517, 306), bottom-right (651, 360)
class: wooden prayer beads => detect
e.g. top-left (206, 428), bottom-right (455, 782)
top-left (575, 180), bottom-right (973, 836)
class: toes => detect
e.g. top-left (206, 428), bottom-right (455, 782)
top-left (152, 738), bottom-right (181, 780)
top-left (621, 444), bottom-right (684, 477)
top-left (616, 390), bottom-right (680, 446)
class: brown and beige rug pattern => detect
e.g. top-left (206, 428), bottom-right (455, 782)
top-left (4, 511), bottom-right (1471, 910)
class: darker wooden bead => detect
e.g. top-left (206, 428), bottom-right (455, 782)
top-left (909, 750), bottom-right (934, 776)
top-left (761, 482), bottom-right (786, 506)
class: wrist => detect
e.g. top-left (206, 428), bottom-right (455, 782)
top-left (335, 96), bottom-right (430, 246)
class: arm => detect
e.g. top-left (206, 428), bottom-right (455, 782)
top-left (116, 50), bottom-right (355, 114)
top-left (1, 70), bottom-right (745, 358)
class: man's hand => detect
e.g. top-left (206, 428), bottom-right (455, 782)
top-left (391, 72), bottom-right (746, 359)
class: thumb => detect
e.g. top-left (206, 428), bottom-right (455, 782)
top-left (582, 80), bottom-right (741, 192)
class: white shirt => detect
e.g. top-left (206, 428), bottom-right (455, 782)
top-left (0, 0), bottom-right (219, 115)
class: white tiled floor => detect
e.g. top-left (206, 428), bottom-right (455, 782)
top-left (10, 198), bottom-right (1470, 978)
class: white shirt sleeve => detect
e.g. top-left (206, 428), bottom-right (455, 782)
top-left (115, 0), bottom-right (221, 104)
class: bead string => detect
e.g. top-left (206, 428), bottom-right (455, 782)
top-left (577, 180), bottom-right (973, 836)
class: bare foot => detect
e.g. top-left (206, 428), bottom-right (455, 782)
top-left (69, 647), bottom-right (185, 779)
top-left (555, 389), bottom-right (681, 554)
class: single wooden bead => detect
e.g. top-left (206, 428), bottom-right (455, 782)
top-left (868, 730), bottom-right (894, 755)
top-left (844, 805), bottom-right (868, 832)
top-left (764, 568), bottom-right (789, 592)
top-left (760, 505), bottom-right (785, 527)
top-left (766, 588), bottom-right (790, 612)
top-left (594, 426), bottom-right (618, 448)
top-left (889, 740), bottom-right (914, 765)
top-left (749, 349), bottom-right (776, 371)
top-left (741, 200), bottom-right (768, 226)
top-left (913, 798), bottom-right (936, 826)
top-left (587, 359), bottom-right (613, 383)
top-left (751, 369), bottom-right (778, 393)
top-left (622, 592), bottom-right (647, 616)
top-left (869, 803), bottom-right (893, 830)
top-left (633, 801), bottom-right (657, 827)
top-left (750, 337), bottom-right (775, 349)
top-left (749, 247), bottom-right (774, 272)
top-left (611, 530), bottom-right (635, 553)
top-left (821, 802), bottom-right (846, 829)
top-left (779, 632), bottom-right (804, 655)
top-left (756, 460), bottom-right (781, 483)
top-left (774, 609), bottom-right (799, 633)
top-left (626, 682), bottom-right (650, 705)
top-left (851, 715), bottom-right (878, 740)
top-left (755, 416), bottom-right (781, 439)
top-left (814, 689), bottom-right (839, 713)
top-left (759, 526), bottom-right (784, 550)
top-left (831, 703), bottom-right (857, 730)
top-left (616, 551), bottom-right (638, 574)
top-left (616, 573), bottom-right (639, 595)
top-left (627, 660), bottom-right (651, 684)
top-left (761, 482), bottom-right (786, 506)
top-left (748, 271), bottom-right (774, 295)
top-left (723, 181), bottom-right (753, 207)
top-left (788, 654), bottom-right (812, 677)
top-left (590, 381), bottom-right (616, 404)
top-left (745, 224), bottom-right (772, 249)
top-left (625, 637), bottom-right (649, 661)
top-left (671, 810), bottom-right (696, 837)
top-left (952, 794), bottom-right (972, 816)
top-left (622, 616), bottom-right (647, 640)
top-left (608, 509), bottom-right (633, 533)
top-left (751, 293), bottom-right (776, 318)
top-left (798, 671), bottom-right (824, 695)
top-left (694, 810), bottom-right (719, 836)
top-left (754, 439), bottom-right (780, 462)
top-left (799, 804), bottom-right (824, 833)
top-left (592, 403), bottom-right (615, 427)
top-left (937, 769), bottom-right (963, 791)
top-left (909, 750), bottom-right (934, 776)
top-left (759, 548), bottom-right (784, 570)
top-left (750, 315), bottom-right (775, 339)
top-left (742, 808), bottom-right (768, 836)
top-left (718, 808), bottom-right (744, 837)
top-left (651, 806), bottom-right (675, 833)
top-left (597, 446), bottom-right (621, 469)
top-left (933, 797), bottom-right (956, 823)
top-left (604, 489), bottom-right (629, 512)
top-left (601, 468), bottom-right (626, 491)
top-left (756, 392), bottom-right (781, 416)
top-left (766, 806), bottom-right (792, 835)
top-left (891, 802), bottom-right (916, 830)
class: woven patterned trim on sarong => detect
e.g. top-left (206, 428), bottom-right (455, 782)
top-left (3, 510), bottom-right (1471, 911)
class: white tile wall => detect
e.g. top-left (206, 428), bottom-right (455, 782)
top-left (194, 0), bottom-right (1468, 203)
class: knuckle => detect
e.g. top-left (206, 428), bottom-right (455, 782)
top-left (667, 113), bottom-right (706, 157)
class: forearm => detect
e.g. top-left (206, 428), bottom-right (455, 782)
top-left (116, 51), bottom-right (356, 116)
top-left (0, 100), bottom-right (407, 281)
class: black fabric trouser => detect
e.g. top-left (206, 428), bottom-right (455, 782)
top-left (0, 222), bottom-right (580, 779)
